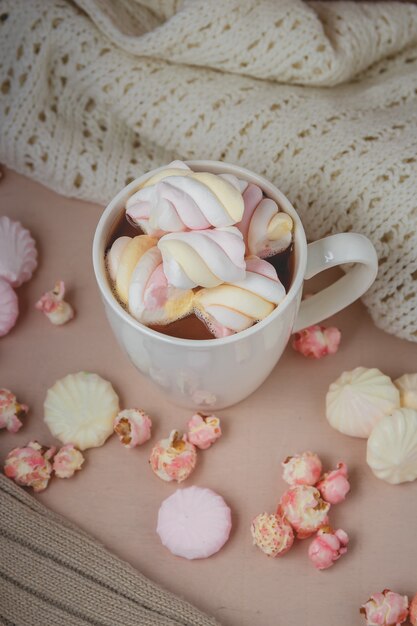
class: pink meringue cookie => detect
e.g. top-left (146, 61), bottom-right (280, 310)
top-left (157, 486), bottom-right (232, 559)
top-left (193, 256), bottom-right (285, 337)
top-left (316, 462), bottom-right (350, 505)
top-left (409, 592), bottom-right (417, 625)
top-left (149, 430), bottom-right (197, 483)
top-left (35, 280), bottom-right (74, 325)
top-left (282, 451), bottom-right (323, 486)
top-left (361, 590), bottom-right (409, 626)
top-left (277, 485), bottom-right (330, 539)
top-left (4, 441), bottom-right (56, 492)
top-left (308, 527), bottom-right (349, 570)
top-left (158, 226), bottom-right (246, 289)
top-left (0, 277), bottom-right (19, 337)
top-left (0, 216), bottom-right (38, 287)
top-left (186, 413), bottom-right (221, 450)
top-left (251, 512), bottom-right (294, 557)
top-left (292, 324), bottom-right (341, 359)
top-left (114, 408), bottom-right (152, 448)
top-left (0, 388), bottom-right (28, 433)
top-left (52, 444), bottom-right (84, 478)
top-left (126, 168), bottom-right (244, 236)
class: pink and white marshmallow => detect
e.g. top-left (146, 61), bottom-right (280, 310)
top-left (251, 512), bottom-right (294, 557)
top-left (282, 451), bottom-right (323, 486)
top-left (35, 280), bottom-right (74, 325)
top-left (187, 413), bottom-right (221, 450)
top-left (126, 164), bottom-right (244, 236)
top-left (158, 226), bottom-right (246, 289)
top-left (149, 430), bottom-right (197, 483)
top-left (108, 240), bottom-right (193, 325)
top-left (114, 408), bottom-right (152, 448)
top-left (308, 527), bottom-right (349, 570)
top-left (292, 324), bottom-right (341, 359)
top-left (52, 444), bottom-right (84, 478)
top-left (0, 388), bottom-right (28, 433)
top-left (316, 462), bottom-right (350, 504)
top-left (193, 256), bottom-right (286, 337)
top-left (238, 183), bottom-right (293, 258)
top-left (278, 485), bottom-right (330, 539)
top-left (4, 441), bottom-right (56, 492)
top-left (361, 590), bottom-right (409, 626)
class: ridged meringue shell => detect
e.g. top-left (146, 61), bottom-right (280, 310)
top-left (394, 374), bottom-right (417, 410)
top-left (367, 408), bottom-right (417, 484)
top-left (44, 372), bottom-right (120, 450)
top-left (157, 486), bottom-right (232, 559)
top-left (0, 278), bottom-right (19, 336)
top-left (0, 216), bottom-right (37, 287)
top-left (326, 367), bottom-right (400, 438)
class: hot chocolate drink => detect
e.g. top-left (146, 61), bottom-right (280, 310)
top-left (105, 161), bottom-right (294, 340)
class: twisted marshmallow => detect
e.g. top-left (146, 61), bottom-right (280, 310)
top-left (158, 226), bottom-right (246, 289)
top-left (126, 166), bottom-right (244, 236)
top-left (107, 237), bottom-right (193, 324)
top-left (238, 183), bottom-right (293, 258)
top-left (193, 256), bottom-right (286, 337)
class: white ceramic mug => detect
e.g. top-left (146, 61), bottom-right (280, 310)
top-left (93, 161), bottom-right (378, 410)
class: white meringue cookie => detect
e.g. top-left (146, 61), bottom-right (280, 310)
top-left (326, 367), bottom-right (400, 438)
top-left (126, 169), bottom-right (244, 236)
top-left (158, 226), bottom-right (246, 289)
top-left (367, 408), bottom-right (417, 484)
top-left (394, 374), bottom-right (417, 410)
top-left (194, 256), bottom-right (285, 336)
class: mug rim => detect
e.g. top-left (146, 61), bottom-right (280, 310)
top-left (92, 160), bottom-right (307, 348)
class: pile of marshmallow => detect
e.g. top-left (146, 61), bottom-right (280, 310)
top-left (107, 161), bottom-right (293, 337)
top-left (251, 451), bottom-right (351, 570)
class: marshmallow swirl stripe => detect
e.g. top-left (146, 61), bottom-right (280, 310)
top-left (239, 183), bottom-right (293, 258)
top-left (194, 256), bottom-right (286, 335)
top-left (126, 164), bottom-right (245, 236)
top-left (157, 226), bottom-right (246, 289)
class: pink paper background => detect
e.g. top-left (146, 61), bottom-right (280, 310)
top-left (1, 168), bottom-right (416, 625)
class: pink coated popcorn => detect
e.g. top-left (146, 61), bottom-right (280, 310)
top-left (292, 324), bottom-right (341, 359)
top-left (316, 462), bottom-right (350, 504)
top-left (277, 485), bottom-right (330, 539)
top-left (4, 441), bottom-right (56, 492)
top-left (409, 592), bottom-right (417, 625)
top-left (149, 430), bottom-right (197, 483)
top-left (0, 388), bottom-right (28, 433)
top-left (360, 590), bottom-right (409, 626)
top-left (114, 408), bottom-right (152, 448)
top-left (52, 444), bottom-right (84, 478)
top-left (35, 280), bottom-right (74, 325)
top-left (251, 512), bottom-right (294, 558)
top-left (187, 413), bottom-right (222, 450)
top-left (282, 451), bottom-right (322, 486)
top-left (308, 526), bottom-right (349, 570)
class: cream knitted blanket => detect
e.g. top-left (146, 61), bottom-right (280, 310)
top-left (1, 0), bottom-right (416, 341)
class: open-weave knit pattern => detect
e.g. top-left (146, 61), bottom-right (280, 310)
top-left (0, 0), bottom-right (416, 341)
top-left (0, 474), bottom-right (219, 626)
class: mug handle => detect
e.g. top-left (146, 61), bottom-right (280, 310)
top-left (293, 233), bottom-right (378, 333)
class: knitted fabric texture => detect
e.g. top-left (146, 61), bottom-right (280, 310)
top-left (0, 0), bottom-right (416, 341)
top-left (0, 474), bottom-right (219, 626)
